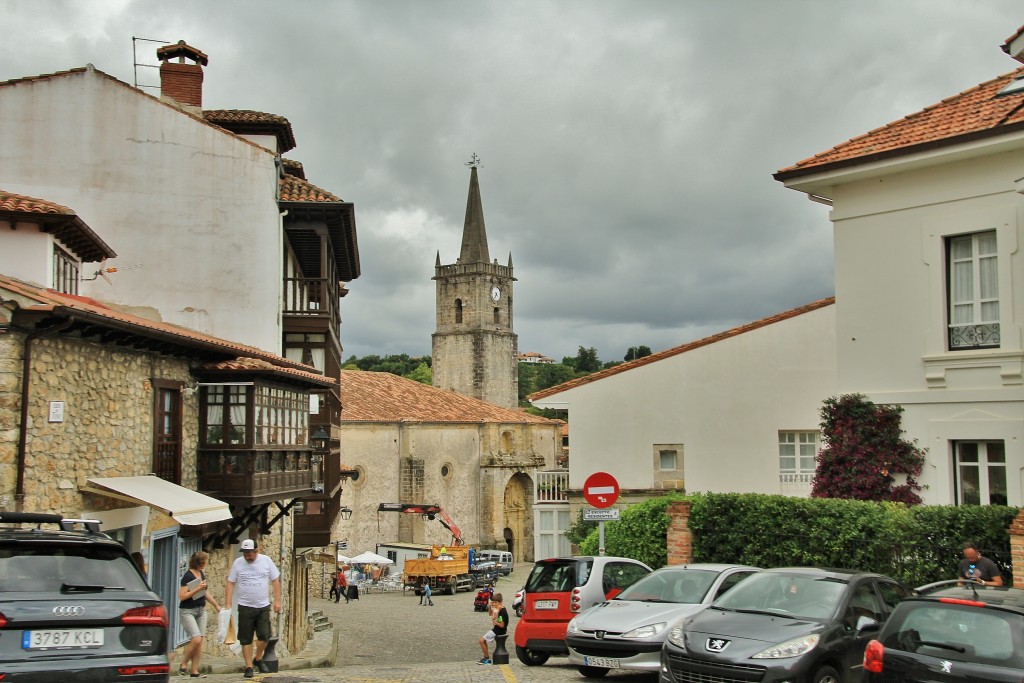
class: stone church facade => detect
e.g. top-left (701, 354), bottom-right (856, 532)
top-left (335, 370), bottom-right (560, 562)
top-left (431, 162), bottom-right (519, 410)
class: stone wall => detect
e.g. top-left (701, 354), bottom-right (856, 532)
top-left (0, 325), bottom-right (309, 657)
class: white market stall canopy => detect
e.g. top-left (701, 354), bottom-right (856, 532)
top-left (348, 551), bottom-right (393, 565)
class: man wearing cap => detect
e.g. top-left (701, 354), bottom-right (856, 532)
top-left (226, 539), bottom-right (282, 678)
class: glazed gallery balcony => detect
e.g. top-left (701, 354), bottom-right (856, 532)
top-left (197, 449), bottom-right (315, 505)
top-left (196, 381), bottom-right (317, 505)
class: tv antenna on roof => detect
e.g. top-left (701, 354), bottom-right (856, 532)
top-left (131, 36), bottom-right (170, 92)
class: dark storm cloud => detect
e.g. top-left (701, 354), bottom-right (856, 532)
top-left (4, 0), bottom-right (1020, 362)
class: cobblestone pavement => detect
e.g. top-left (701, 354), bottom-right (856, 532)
top-left (193, 564), bottom-right (659, 682)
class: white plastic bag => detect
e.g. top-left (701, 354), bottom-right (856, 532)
top-left (217, 609), bottom-right (233, 643)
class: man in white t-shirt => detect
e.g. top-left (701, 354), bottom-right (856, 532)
top-left (225, 539), bottom-right (281, 678)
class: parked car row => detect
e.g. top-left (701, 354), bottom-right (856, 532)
top-left (514, 554), bottom-right (1024, 683)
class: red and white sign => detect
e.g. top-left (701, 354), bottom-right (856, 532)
top-left (583, 471), bottom-right (620, 509)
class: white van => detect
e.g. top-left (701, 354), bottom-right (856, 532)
top-left (476, 549), bottom-right (514, 575)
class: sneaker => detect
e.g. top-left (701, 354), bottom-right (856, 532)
top-left (243, 667), bottom-right (254, 679)
top-left (477, 658), bottom-right (492, 665)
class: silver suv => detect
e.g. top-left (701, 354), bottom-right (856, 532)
top-left (0, 512), bottom-right (169, 681)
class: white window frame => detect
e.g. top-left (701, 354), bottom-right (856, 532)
top-left (954, 440), bottom-right (1007, 506)
top-left (779, 431), bottom-right (819, 485)
top-left (921, 208), bottom-right (1019, 388)
top-left (947, 231), bottom-right (999, 350)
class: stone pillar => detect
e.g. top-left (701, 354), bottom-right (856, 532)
top-left (1009, 509), bottom-right (1024, 588)
top-left (666, 500), bottom-right (693, 566)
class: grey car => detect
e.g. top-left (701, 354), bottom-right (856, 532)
top-left (566, 563), bottom-right (759, 678)
top-left (661, 567), bottom-right (910, 683)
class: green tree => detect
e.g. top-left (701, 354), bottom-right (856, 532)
top-left (624, 345), bottom-right (652, 362)
top-left (404, 362), bottom-right (432, 385)
top-left (811, 394), bottom-right (926, 504)
top-left (573, 346), bottom-right (601, 373)
top-left (534, 363), bottom-right (577, 392)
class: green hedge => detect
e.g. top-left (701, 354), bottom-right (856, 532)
top-left (577, 492), bottom-right (1018, 587)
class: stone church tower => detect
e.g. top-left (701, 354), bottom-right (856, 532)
top-left (432, 159), bottom-right (519, 409)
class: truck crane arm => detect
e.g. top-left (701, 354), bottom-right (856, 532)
top-left (377, 503), bottom-right (465, 546)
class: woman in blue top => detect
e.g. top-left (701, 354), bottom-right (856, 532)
top-left (178, 551), bottom-right (221, 678)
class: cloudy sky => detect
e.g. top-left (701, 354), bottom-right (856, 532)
top-left (4, 1), bottom-right (1022, 362)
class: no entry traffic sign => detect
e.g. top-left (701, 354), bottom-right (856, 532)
top-left (583, 471), bottom-right (620, 509)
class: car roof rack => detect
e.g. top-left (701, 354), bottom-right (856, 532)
top-left (0, 512), bottom-right (103, 534)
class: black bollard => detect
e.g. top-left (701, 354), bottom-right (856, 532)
top-left (492, 634), bottom-right (509, 664)
top-left (261, 636), bottom-right (280, 673)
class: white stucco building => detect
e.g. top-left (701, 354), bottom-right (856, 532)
top-left (531, 299), bottom-right (837, 499)
top-left (774, 26), bottom-right (1024, 506)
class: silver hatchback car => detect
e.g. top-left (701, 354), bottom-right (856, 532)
top-left (566, 563), bottom-right (759, 677)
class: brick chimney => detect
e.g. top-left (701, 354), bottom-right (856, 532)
top-left (156, 40), bottom-right (209, 109)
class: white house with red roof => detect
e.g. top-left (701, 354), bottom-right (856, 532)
top-left (530, 299), bottom-right (837, 504)
top-left (774, 25), bottom-right (1024, 506)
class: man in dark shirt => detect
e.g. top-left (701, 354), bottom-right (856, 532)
top-left (958, 541), bottom-right (1003, 586)
top-left (477, 593), bottom-right (509, 665)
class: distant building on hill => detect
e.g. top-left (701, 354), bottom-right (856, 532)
top-left (518, 352), bottom-right (555, 364)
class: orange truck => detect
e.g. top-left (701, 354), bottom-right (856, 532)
top-left (403, 544), bottom-right (475, 595)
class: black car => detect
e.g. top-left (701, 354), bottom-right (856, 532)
top-left (863, 580), bottom-right (1024, 682)
top-left (660, 567), bottom-right (909, 683)
top-left (0, 512), bottom-right (169, 682)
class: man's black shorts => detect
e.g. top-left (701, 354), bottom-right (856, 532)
top-left (237, 605), bottom-right (271, 645)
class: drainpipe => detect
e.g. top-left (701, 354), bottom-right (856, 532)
top-left (16, 319), bottom-right (74, 511)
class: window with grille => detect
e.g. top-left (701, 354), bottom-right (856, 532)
top-left (948, 231), bottom-right (999, 349)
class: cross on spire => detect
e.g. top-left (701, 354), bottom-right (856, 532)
top-left (465, 153), bottom-right (482, 168)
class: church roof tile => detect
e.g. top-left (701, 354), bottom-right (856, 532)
top-left (341, 370), bottom-right (560, 425)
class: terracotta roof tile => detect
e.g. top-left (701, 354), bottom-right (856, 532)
top-left (200, 357), bottom-right (336, 386)
top-left (203, 109), bottom-right (297, 153)
top-left (155, 41), bottom-right (208, 66)
top-left (279, 175), bottom-right (341, 203)
top-left (0, 274), bottom-right (325, 380)
top-left (776, 67), bottom-right (1024, 179)
top-left (341, 370), bottom-right (562, 425)
top-left (281, 157), bottom-right (306, 179)
top-left (529, 297), bottom-right (836, 401)
top-left (0, 189), bottom-right (116, 262)
top-left (0, 190), bottom-right (74, 216)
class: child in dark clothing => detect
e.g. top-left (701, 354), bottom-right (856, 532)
top-left (477, 592), bottom-right (508, 664)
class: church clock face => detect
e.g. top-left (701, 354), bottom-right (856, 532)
top-left (490, 286), bottom-right (501, 302)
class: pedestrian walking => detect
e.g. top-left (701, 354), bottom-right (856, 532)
top-left (178, 551), bottom-right (221, 678)
top-left (477, 592), bottom-right (508, 665)
top-left (328, 571), bottom-right (339, 602)
top-left (336, 568), bottom-right (349, 603)
top-left (421, 579), bottom-right (434, 606)
top-left (225, 539), bottom-right (281, 679)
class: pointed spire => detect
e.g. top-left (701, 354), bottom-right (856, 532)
top-left (459, 159), bottom-right (490, 265)
top-left (507, 252), bottom-right (513, 269)
top-left (435, 250), bottom-right (441, 267)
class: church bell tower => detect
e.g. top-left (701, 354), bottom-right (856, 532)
top-left (432, 156), bottom-right (518, 409)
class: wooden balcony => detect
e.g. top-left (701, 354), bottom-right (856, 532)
top-left (283, 276), bottom-right (339, 335)
top-left (198, 450), bottom-right (315, 506)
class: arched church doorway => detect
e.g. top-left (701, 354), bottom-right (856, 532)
top-left (504, 473), bottom-right (534, 563)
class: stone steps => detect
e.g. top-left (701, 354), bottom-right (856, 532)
top-left (309, 609), bottom-right (333, 633)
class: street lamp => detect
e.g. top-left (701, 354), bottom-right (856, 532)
top-left (339, 507), bottom-right (353, 520)
top-left (310, 426), bottom-right (330, 451)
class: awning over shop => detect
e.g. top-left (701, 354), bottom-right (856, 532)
top-left (83, 476), bottom-right (231, 526)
